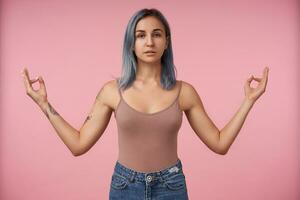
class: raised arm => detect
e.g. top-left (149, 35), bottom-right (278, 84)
top-left (182, 67), bottom-right (269, 155)
top-left (182, 82), bottom-right (222, 154)
top-left (219, 67), bottom-right (269, 154)
top-left (76, 81), bottom-right (114, 156)
top-left (21, 68), bottom-right (114, 156)
top-left (39, 82), bottom-right (113, 156)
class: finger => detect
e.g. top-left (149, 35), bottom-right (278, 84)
top-left (253, 77), bottom-right (262, 82)
top-left (21, 68), bottom-right (31, 88)
top-left (30, 76), bottom-right (40, 84)
top-left (24, 67), bottom-right (30, 79)
top-left (23, 68), bottom-right (31, 83)
top-left (264, 67), bottom-right (269, 88)
top-left (264, 66), bottom-right (269, 74)
top-left (262, 66), bottom-right (269, 84)
top-left (246, 75), bottom-right (254, 83)
top-left (38, 76), bottom-right (46, 91)
top-left (22, 68), bottom-right (33, 91)
top-left (263, 66), bottom-right (269, 79)
top-left (245, 75), bottom-right (254, 88)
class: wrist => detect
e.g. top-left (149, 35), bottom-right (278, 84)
top-left (38, 101), bottom-right (49, 111)
top-left (243, 98), bottom-right (255, 107)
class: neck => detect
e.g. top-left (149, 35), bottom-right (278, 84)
top-left (135, 60), bottom-right (162, 85)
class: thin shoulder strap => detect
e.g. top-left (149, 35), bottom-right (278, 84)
top-left (115, 78), bottom-right (123, 100)
top-left (117, 86), bottom-right (123, 100)
top-left (175, 80), bottom-right (182, 100)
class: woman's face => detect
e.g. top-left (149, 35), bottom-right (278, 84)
top-left (133, 16), bottom-right (169, 65)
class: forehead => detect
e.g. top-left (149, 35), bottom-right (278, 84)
top-left (135, 16), bottom-right (165, 32)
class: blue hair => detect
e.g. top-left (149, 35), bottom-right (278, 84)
top-left (116, 8), bottom-right (178, 91)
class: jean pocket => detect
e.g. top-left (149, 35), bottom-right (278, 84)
top-left (110, 172), bottom-right (129, 190)
top-left (164, 172), bottom-right (186, 191)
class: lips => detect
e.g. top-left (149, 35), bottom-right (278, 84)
top-left (144, 50), bottom-right (156, 53)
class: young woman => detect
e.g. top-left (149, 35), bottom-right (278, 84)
top-left (21, 8), bottom-right (269, 200)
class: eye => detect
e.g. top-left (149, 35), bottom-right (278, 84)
top-left (153, 33), bottom-right (161, 37)
top-left (136, 34), bottom-right (145, 38)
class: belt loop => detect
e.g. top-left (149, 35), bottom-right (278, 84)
top-left (129, 171), bottom-right (136, 182)
top-left (157, 171), bottom-right (163, 183)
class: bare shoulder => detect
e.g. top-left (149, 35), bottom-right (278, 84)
top-left (96, 79), bottom-right (119, 110)
top-left (179, 80), bottom-right (203, 112)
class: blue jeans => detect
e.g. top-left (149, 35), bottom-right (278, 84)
top-left (109, 159), bottom-right (189, 200)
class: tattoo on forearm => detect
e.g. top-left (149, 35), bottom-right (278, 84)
top-left (44, 109), bottom-right (49, 119)
top-left (49, 103), bottom-right (59, 116)
top-left (43, 102), bottom-right (60, 119)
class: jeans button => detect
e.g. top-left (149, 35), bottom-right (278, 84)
top-left (146, 175), bottom-right (152, 183)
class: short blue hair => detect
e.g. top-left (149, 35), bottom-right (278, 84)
top-left (116, 8), bottom-right (178, 91)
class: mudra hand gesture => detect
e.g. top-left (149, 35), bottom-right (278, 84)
top-left (21, 67), bottom-right (48, 107)
top-left (244, 66), bottom-right (269, 103)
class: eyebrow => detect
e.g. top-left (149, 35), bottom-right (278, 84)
top-left (135, 28), bottom-right (163, 33)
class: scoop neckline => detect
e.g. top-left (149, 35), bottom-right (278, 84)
top-left (115, 80), bottom-right (182, 116)
top-left (120, 96), bottom-right (179, 116)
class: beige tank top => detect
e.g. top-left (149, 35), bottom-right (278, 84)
top-left (114, 80), bottom-right (183, 173)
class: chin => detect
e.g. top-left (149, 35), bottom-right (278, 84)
top-left (137, 57), bottom-right (161, 64)
top-left (143, 59), bottom-right (161, 64)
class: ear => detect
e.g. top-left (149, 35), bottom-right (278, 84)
top-left (165, 36), bottom-right (169, 49)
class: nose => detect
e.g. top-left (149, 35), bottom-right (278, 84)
top-left (146, 35), bottom-right (154, 46)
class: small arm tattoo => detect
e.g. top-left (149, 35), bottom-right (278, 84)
top-left (44, 110), bottom-right (49, 119)
top-left (43, 102), bottom-right (60, 119)
top-left (84, 115), bottom-right (92, 125)
top-left (49, 103), bottom-right (59, 116)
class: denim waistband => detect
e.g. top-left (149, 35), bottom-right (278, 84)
top-left (113, 159), bottom-right (183, 183)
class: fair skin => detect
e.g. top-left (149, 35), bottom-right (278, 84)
top-left (21, 16), bottom-right (269, 156)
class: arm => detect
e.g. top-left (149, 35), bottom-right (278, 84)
top-left (219, 67), bottom-right (269, 154)
top-left (21, 67), bottom-right (113, 156)
top-left (184, 67), bottom-right (269, 155)
top-left (218, 99), bottom-right (254, 155)
top-left (39, 101), bottom-right (81, 156)
top-left (183, 82), bottom-right (222, 154)
top-left (185, 88), bottom-right (253, 155)
top-left (39, 82), bottom-right (113, 156)
top-left (76, 81), bottom-right (113, 156)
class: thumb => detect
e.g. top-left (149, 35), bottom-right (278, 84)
top-left (245, 75), bottom-right (253, 87)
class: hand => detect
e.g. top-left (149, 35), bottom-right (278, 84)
top-left (21, 67), bottom-right (48, 107)
top-left (244, 66), bottom-right (269, 103)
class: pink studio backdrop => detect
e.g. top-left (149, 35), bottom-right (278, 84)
top-left (1, 0), bottom-right (299, 199)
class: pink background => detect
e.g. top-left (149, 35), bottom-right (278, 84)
top-left (1, 0), bottom-right (299, 199)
